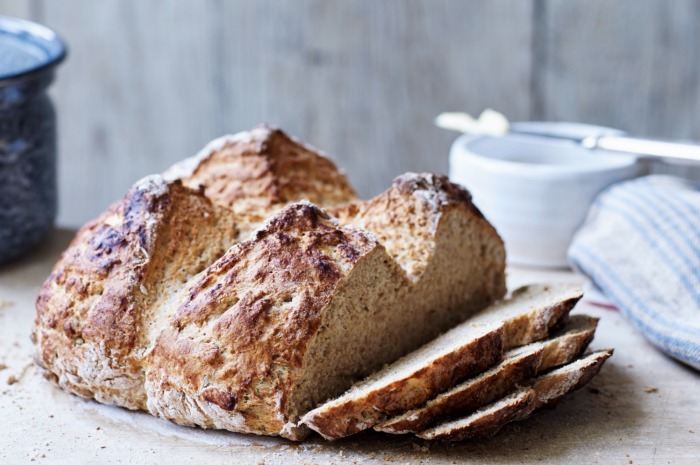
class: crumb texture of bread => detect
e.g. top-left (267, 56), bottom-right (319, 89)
top-left (34, 127), bottom-right (508, 439)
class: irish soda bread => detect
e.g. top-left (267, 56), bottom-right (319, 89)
top-left (33, 126), bottom-right (508, 439)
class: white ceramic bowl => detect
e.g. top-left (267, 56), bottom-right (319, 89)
top-left (449, 123), bottom-right (644, 268)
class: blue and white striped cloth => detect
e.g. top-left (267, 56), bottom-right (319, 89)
top-left (568, 175), bottom-right (700, 371)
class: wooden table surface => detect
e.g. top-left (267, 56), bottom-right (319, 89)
top-left (1, 229), bottom-right (698, 465)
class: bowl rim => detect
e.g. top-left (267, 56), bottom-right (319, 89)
top-left (451, 131), bottom-right (641, 179)
top-left (0, 15), bottom-right (67, 81)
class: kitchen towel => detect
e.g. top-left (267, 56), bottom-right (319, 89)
top-left (568, 175), bottom-right (700, 371)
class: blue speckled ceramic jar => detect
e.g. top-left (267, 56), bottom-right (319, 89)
top-left (0, 17), bottom-right (66, 264)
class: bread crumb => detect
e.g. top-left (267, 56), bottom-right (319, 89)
top-left (410, 442), bottom-right (429, 453)
top-left (644, 387), bottom-right (658, 394)
top-left (7, 375), bottom-right (18, 385)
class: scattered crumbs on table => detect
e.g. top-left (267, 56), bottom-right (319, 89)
top-left (644, 387), bottom-right (659, 394)
top-left (0, 299), bottom-right (14, 311)
top-left (690, 430), bottom-right (695, 433)
top-left (0, 362), bottom-right (7, 371)
top-left (7, 375), bottom-right (18, 385)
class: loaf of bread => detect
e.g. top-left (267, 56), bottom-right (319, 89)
top-left (34, 127), bottom-right (612, 442)
top-left (33, 127), bottom-right (508, 439)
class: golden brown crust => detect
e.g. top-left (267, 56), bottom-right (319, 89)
top-left (165, 126), bottom-right (358, 218)
top-left (333, 172), bottom-right (504, 285)
top-left (34, 177), bottom-right (234, 409)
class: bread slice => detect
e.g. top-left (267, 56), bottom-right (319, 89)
top-left (529, 349), bottom-right (613, 409)
top-left (417, 388), bottom-right (537, 441)
top-left (417, 350), bottom-right (613, 441)
top-left (301, 284), bottom-right (583, 440)
top-left (375, 315), bottom-right (597, 434)
top-left (469, 283), bottom-right (583, 350)
top-left (535, 314), bottom-right (598, 371)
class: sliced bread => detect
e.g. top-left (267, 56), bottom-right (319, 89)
top-left (375, 314), bottom-right (598, 434)
top-left (300, 321), bottom-right (504, 440)
top-left (417, 350), bottom-right (613, 441)
top-left (301, 284), bottom-right (583, 440)
top-left (374, 344), bottom-right (543, 434)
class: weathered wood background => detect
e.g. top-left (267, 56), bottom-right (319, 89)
top-left (3, 0), bottom-right (700, 227)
